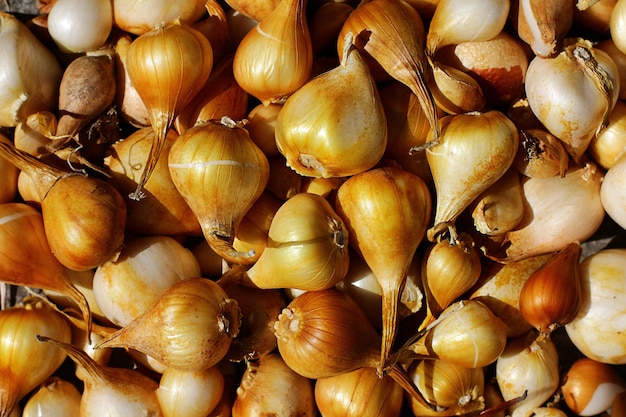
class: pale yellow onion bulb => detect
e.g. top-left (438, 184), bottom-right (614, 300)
top-left (565, 249), bottom-right (626, 364)
top-left (611, 0), bottom-right (626, 55)
top-left (425, 110), bottom-right (519, 240)
top-left (275, 37), bottom-right (387, 178)
top-left (93, 235), bottom-right (202, 327)
top-left (588, 99), bottom-right (626, 169)
top-left (22, 378), bottom-right (82, 417)
top-left (232, 353), bottom-right (315, 417)
top-left (496, 333), bottom-right (560, 417)
top-left (426, 0), bottom-right (510, 55)
top-left (233, 0), bottom-right (312, 105)
top-left (113, 0), bottom-right (208, 35)
top-left (601, 153), bottom-right (626, 229)
top-left (496, 163), bottom-right (605, 262)
top-left (0, 300), bottom-right (72, 417)
top-left (0, 13), bottom-right (63, 127)
top-left (157, 367), bottom-right (224, 417)
top-left (47, 0), bottom-right (112, 53)
top-left (407, 359), bottom-right (485, 416)
top-left (244, 192), bottom-right (350, 291)
top-left (126, 20), bottom-right (214, 200)
top-left (525, 38), bottom-right (620, 162)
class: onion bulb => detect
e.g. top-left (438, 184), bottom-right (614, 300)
top-left (125, 19), bottom-right (213, 200)
top-left (335, 166), bottom-right (431, 372)
top-left (47, 0), bottom-right (112, 53)
top-left (0, 299), bottom-right (72, 417)
top-left (565, 248), bottom-right (626, 364)
top-left (275, 34), bottom-right (387, 178)
top-left (0, 12), bottom-right (63, 128)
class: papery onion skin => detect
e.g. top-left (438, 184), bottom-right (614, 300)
top-left (565, 249), bottom-right (626, 364)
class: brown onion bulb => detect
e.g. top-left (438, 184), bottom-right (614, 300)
top-left (274, 288), bottom-right (433, 408)
top-left (518, 242), bottom-right (582, 334)
top-left (562, 357), bottom-right (626, 416)
top-left (169, 117), bottom-right (270, 264)
top-left (0, 142), bottom-right (126, 273)
top-left (95, 278), bottom-right (242, 371)
top-left (335, 165), bottom-right (432, 371)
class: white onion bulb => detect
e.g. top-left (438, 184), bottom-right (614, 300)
top-left (600, 153), bottom-right (626, 229)
top-left (566, 248), bottom-right (626, 364)
top-left (47, 0), bottom-right (113, 53)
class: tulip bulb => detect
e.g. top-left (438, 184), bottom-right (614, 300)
top-left (274, 288), bottom-right (435, 409)
top-left (233, 0), bottom-right (312, 105)
top-left (426, 0), bottom-right (510, 56)
top-left (496, 332), bottom-right (560, 417)
top-left (514, 0), bottom-right (574, 57)
top-left (315, 367), bottom-right (404, 417)
top-left (47, 0), bottom-right (113, 53)
top-left (0, 203), bottom-right (92, 335)
top-left (565, 248), bottom-right (626, 364)
top-left (275, 35), bottom-right (387, 178)
top-left (232, 353), bottom-right (315, 417)
top-left (400, 300), bottom-right (508, 369)
top-left (407, 359), bottom-right (486, 416)
top-left (169, 117), bottom-right (270, 264)
top-left (126, 20), bottom-right (213, 200)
